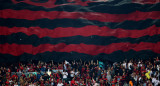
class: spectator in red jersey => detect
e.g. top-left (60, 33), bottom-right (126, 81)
top-left (70, 77), bottom-right (75, 86)
top-left (111, 77), bottom-right (116, 86)
top-left (5, 79), bottom-right (10, 86)
top-left (12, 73), bottom-right (18, 79)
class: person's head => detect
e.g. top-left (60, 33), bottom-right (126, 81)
top-left (14, 82), bottom-right (18, 85)
top-left (58, 80), bottom-right (62, 83)
top-left (72, 77), bottom-right (75, 80)
top-left (30, 73), bottom-right (33, 77)
top-left (20, 76), bottom-right (23, 79)
top-left (104, 70), bottom-right (106, 73)
top-left (102, 75), bottom-right (105, 78)
top-left (98, 67), bottom-right (101, 70)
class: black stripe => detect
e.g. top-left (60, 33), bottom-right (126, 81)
top-left (0, 50), bottom-right (159, 62)
top-left (1, 33), bottom-right (160, 46)
top-left (0, 0), bottom-right (160, 14)
top-left (0, 18), bottom-right (160, 30)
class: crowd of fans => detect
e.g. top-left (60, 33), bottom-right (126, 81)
top-left (0, 57), bottom-right (160, 86)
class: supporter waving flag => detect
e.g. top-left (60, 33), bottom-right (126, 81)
top-left (99, 61), bottom-right (104, 69)
top-left (0, 0), bottom-right (160, 62)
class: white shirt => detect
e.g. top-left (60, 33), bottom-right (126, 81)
top-left (128, 62), bottom-right (132, 70)
top-left (75, 71), bottom-right (79, 75)
top-left (64, 64), bottom-right (67, 70)
top-left (152, 78), bottom-right (159, 86)
top-left (70, 71), bottom-right (75, 77)
top-left (122, 62), bottom-right (126, 68)
top-left (93, 83), bottom-right (99, 86)
top-left (157, 65), bottom-right (160, 71)
top-left (57, 83), bottom-right (64, 86)
top-left (29, 84), bottom-right (36, 86)
top-left (154, 80), bottom-right (159, 86)
top-left (63, 72), bottom-right (68, 79)
top-left (149, 70), bottom-right (152, 76)
top-left (138, 62), bottom-right (142, 67)
top-left (152, 78), bottom-right (156, 83)
top-left (138, 77), bottom-right (142, 83)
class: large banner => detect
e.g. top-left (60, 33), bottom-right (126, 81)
top-left (0, 0), bottom-right (160, 62)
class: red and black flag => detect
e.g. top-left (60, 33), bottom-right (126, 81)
top-left (0, 0), bottom-right (160, 62)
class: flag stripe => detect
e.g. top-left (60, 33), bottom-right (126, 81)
top-left (0, 0), bottom-right (160, 62)
top-left (0, 2), bottom-right (160, 14)
top-left (1, 18), bottom-right (160, 30)
top-left (0, 42), bottom-right (160, 56)
top-left (1, 33), bottom-right (160, 46)
top-left (1, 9), bottom-right (160, 22)
top-left (0, 25), bottom-right (159, 38)
top-left (132, 0), bottom-right (159, 4)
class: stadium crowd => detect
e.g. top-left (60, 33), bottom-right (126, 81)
top-left (0, 57), bottom-right (160, 86)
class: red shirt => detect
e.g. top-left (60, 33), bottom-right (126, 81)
top-left (86, 76), bottom-right (91, 79)
top-left (81, 67), bottom-right (85, 74)
top-left (70, 80), bottom-right (75, 86)
top-left (5, 81), bottom-right (9, 85)
top-left (12, 74), bottom-right (18, 79)
top-left (20, 66), bottom-right (24, 70)
top-left (21, 74), bottom-right (26, 78)
top-left (63, 82), bottom-right (68, 86)
top-left (40, 81), bottom-right (44, 86)
top-left (76, 77), bottom-right (80, 81)
top-left (28, 68), bottom-right (35, 72)
top-left (8, 69), bottom-right (11, 72)
top-left (111, 80), bottom-right (116, 86)
top-left (156, 58), bottom-right (159, 61)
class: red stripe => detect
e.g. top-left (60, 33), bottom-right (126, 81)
top-left (0, 9), bottom-right (160, 22)
top-left (132, 0), bottom-right (160, 4)
top-left (0, 42), bottom-right (160, 56)
top-left (0, 25), bottom-right (159, 38)
top-left (11, 0), bottom-right (95, 8)
top-left (11, 0), bottom-right (160, 8)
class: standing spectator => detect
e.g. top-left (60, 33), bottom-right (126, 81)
top-left (62, 70), bottom-right (68, 82)
top-left (70, 69), bottom-right (75, 80)
top-left (43, 73), bottom-right (49, 82)
top-left (97, 67), bottom-right (101, 78)
top-left (122, 61), bottom-right (127, 69)
top-left (57, 80), bottom-right (63, 86)
top-left (128, 60), bottom-right (133, 70)
top-left (129, 80), bottom-right (133, 86)
top-left (107, 71), bottom-right (112, 83)
top-left (13, 82), bottom-right (18, 86)
top-left (93, 81), bottom-right (99, 86)
top-left (19, 76), bottom-right (24, 85)
top-left (70, 78), bottom-right (75, 86)
top-left (152, 77), bottom-right (159, 86)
